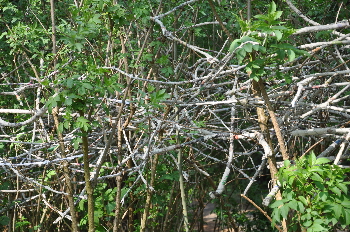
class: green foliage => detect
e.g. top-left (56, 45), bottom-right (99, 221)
top-left (1, 0), bottom-right (343, 231)
top-left (271, 152), bottom-right (350, 231)
top-left (75, 116), bottom-right (91, 132)
top-left (45, 67), bottom-right (123, 135)
top-left (0, 180), bottom-right (11, 190)
top-left (234, 211), bottom-right (278, 232)
top-left (78, 182), bottom-right (117, 231)
top-left (0, 215), bottom-right (10, 226)
top-left (137, 85), bottom-right (171, 111)
top-left (293, 0), bottom-right (349, 25)
top-left (229, 1), bottom-right (309, 83)
top-left (15, 217), bottom-right (30, 229)
top-left (44, 170), bottom-right (56, 182)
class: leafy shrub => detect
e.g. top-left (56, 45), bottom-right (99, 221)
top-left (271, 153), bottom-right (350, 232)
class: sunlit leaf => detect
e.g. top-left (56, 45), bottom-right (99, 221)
top-left (331, 186), bottom-right (342, 196)
top-left (280, 204), bottom-right (289, 219)
top-left (229, 39), bottom-right (241, 52)
top-left (298, 196), bottom-right (307, 205)
top-left (268, 1), bottom-right (277, 14)
top-left (315, 157), bottom-right (331, 165)
top-left (273, 11), bottom-right (283, 20)
top-left (274, 30), bottom-right (282, 41)
top-left (311, 173), bottom-right (323, 182)
top-left (244, 43), bottom-right (252, 52)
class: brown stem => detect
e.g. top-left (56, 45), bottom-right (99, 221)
top-left (113, 120), bottom-right (123, 232)
top-left (50, 0), bottom-right (79, 230)
top-left (252, 80), bottom-right (288, 231)
top-left (257, 79), bottom-right (289, 160)
top-left (112, 176), bottom-right (122, 232)
top-left (251, 81), bottom-right (279, 178)
top-left (207, 0), bottom-right (234, 42)
top-left (140, 154), bottom-right (159, 232)
top-left (127, 159), bottom-right (135, 231)
top-left (79, 111), bottom-right (95, 232)
top-left (178, 148), bottom-right (189, 232)
top-left (52, 108), bottom-right (80, 232)
top-left (162, 183), bottom-right (176, 231)
top-left (241, 194), bottom-right (283, 232)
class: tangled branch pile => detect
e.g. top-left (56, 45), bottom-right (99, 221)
top-left (0, 0), bottom-right (349, 231)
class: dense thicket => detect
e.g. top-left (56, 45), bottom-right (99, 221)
top-left (0, 0), bottom-right (349, 231)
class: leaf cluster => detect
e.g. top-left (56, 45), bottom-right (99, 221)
top-left (229, 1), bottom-right (309, 83)
top-left (271, 152), bottom-right (350, 231)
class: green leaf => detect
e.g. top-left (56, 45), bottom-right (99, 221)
top-left (229, 39), bottom-right (241, 52)
top-left (94, 209), bottom-right (103, 223)
top-left (273, 11), bottom-right (283, 20)
top-left (287, 200), bottom-right (298, 211)
top-left (64, 120), bottom-right (71, 129)
top-left (160, 66), bottom-right (174, 77)
top-left (47, 146), bottom-right (58, 152)
top-left (285, 189), bottom-right (294, 200)
top-left (284, 75), bottom-right (292, 84)
top-left (315, 157), bottom-right (331, 165)
top-left (0, 181), bottom-right (11, 190)
top-left (283, 160), bottom-right (291, 168)
top-left (298, 196), bottom-right (308, 205)
top-left (271, 208), bottom-right (281, 223)
top-left (156, 55), bottom-right (170, 65)
top-left (270, 200), bottom-right (284, 208)
top-left (271, 43), bottom-right (296, 50)
top-left (65, 97), bottom-right (72, 106)
top-left (73, 137), bottom-right (82, 150)
top-left (75, 43), bottom-right (83, 52)
top-left (258, 46), bottom-right (266, 53)
top-left (254, 14), bottom-right (268, 21)
top-left (106, 202), bottom-right (116, 215)
top-left (67, 77), bottom-right (73, 88)
top-left (336, 183), bottom-right (348, 194)
top-left (319, 192), bottom-right (328, 201)
top-left (274, 30), bottom-right (282, 41)
top-left (297, 201), bottom-right (305, 213)
top-left (142, 53), bottom-right (153, 62)
top-left (271, 25), bottom-right (288, 30)
top-left (344, 208), bottom-right (350, 225)
top-left (309, 223), bottom-right (328, 231)
top-left (90, 14), bottom-right (101, 24)
top-left (41, 79), bottom-right (49, 86)
top-left (303, 220), bottom-right (312, 227)
top-left (287, 49), bottom-right (295, 61)
top-left (245, 66), bottom-right (252, 75)
top-left (82, 82), bottom-right (93, 90)
top-left (341, 200), bottom-right (350, 208)
top-left (311, 173), bottom-right (323, 182)
top-left (308, 152), bottom-right (317, 166)
top-left (295, 48), bottom-right (311, 57)
top-left (58, 123), bottom-right (64, 133)
top-left (229, 36), bottom-right (258, 53)
top-left (280, 204), bottom-right (289, 219)
top-left (240, 36), bottom-right (257, 43)
top-left (243, 43), bottom-right (252, 52)
top-left (276, 49), bottom-right (285, 61)
top-left (288, 175), bottom-right (296, 185)
top-left (237, 48), bottom-right (246, 58)
top-left (268, 1), bottom-right (277, 14)
top-left (333, 203), bottom-right (342, 219)
top-left (331, 186), bottom-right (341, 196)
top-left (252, 44), bottom-right (260, 51)
top-left (252, 76), bottom-right (259, 81)
top-left (78, 199), bottom-right (86, 211)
